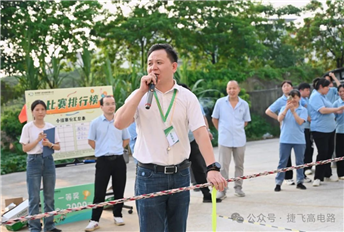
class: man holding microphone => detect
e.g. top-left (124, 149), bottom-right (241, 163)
top-left (115, 44), bottom-right (227, 232)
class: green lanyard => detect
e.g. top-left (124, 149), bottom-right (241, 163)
top-left (153, 89), bottom-right (177, 122)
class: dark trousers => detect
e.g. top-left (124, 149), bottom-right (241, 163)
top-left (91, 155), bottom-right (127, 221)
top-left (285, 156), bottom-right (293, 179)
top-left (303, 129), bottom-right (314, 175)
top-left (188, 140), bottom-right (210, 198)
top-left (336, 133), bottom-right (344, 177)
top-left (312, 131), bottom-right (335, 181)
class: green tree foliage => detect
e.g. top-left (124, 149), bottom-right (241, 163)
top-left (1, 80), bottom-right (23, 105)
top-left (169, 1), bottom-right (265, 68)
top-left (1, 1), bottom-right (103, 88)
top-left (1, 108), bottom-right (25, 142)
top-left (295, 0), bottom-right (344, 69)
top-left (94, 1), bottom-right (176, 69)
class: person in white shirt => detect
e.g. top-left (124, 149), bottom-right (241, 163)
top-left (212, 81), bottom-right (251, 199)
top-left (114, 43), bottom-right (227, 232)
top-left (20, 100), bottom-right (61, 232)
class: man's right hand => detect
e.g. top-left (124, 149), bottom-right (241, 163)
top-left (139, 73), bottom-right (157, 93)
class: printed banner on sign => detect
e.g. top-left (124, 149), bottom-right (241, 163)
top-left (40, 183), bottom-right (94, 225)
top-left (25, 86), bottom-right (113, 160)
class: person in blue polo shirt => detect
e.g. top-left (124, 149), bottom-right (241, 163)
top-left (265, 80), bottom-right (295, 185)
top-left (212, 80), bottom-right (251, 198)
top-left (324, 72), bottom-right (340, 103)
top-left (274, 90), bottom-right (308, 192)
top-left (298, 83), bottom-right (313, 182)
top-left (85, 95), bottom-right (130, 232)
top-left (333, 84), bottom-right (344, 180)
top-left (308, 78), bottom-right (344, 187)
top-left (128, 122), bottom-right (137, 154)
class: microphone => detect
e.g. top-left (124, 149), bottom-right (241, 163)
top-left (145, 76), bottom-right (156, 110)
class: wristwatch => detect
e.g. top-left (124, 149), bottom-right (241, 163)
top-left (50, 143), bottom-right (55, 149)
top-left (206, 162), bottom-right (221, 173)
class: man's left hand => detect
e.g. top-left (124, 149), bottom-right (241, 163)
top-left (207, 171), bottom-right (227, 192)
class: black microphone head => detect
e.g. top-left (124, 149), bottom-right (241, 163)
top-left (149, 82), bottom-right (155, 91)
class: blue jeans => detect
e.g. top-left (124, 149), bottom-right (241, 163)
top-left (26, 154), bottom-right (56, 232)
top-left (135, 166), bottom-right (190, 232)
top-left (275, 143), bottom-right (305, 185)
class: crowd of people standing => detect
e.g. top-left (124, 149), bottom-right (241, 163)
top-left (19, 43), bottom-right (343, 232)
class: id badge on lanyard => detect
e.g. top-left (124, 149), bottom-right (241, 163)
top-left (154, 89), bottom-right (179, 151)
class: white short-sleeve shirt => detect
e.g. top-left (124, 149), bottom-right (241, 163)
top-left (20, 121), bottom-right (61, 154)
top-left (129, 81), bottom-right (205, 165)
top-left (212, 96), bottom-right (251, 147)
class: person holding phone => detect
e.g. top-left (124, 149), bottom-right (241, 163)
top-left (274, 90), bottom-right (308, 192)
top-left (265, 80), bottom-right (295, 185)
top-left (324, 72), bottom-right (340, 103)
top-left (20, 100), bottom-right (61, 232)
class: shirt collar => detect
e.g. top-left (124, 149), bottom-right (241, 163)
top-left (295, 104), bottom-right (304, 111)
top-left (225, 96), bottom-right (242, 102)
top-left (156, 79), bottom-right (180, 94)
top-left (101, 114), bottom-right (114, 122)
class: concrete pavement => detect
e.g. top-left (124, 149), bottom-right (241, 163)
top-left (1, 138), bottom-right (343, 231)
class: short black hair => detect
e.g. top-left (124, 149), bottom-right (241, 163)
top-left (298, 83), bottom-right (311, 90)
top-left (288, 89), bottom-right (301, 98)
top-left (31, 100), bottom-right (47, 111)
top-left (312, 77), bottom-right (330, 90)
top-left (281, 80), bottom-right (293, 88)
top-left (99, 95), bottom-right (114, 106)
top-left (338, 84), bottom-right (344, 92)
top-left (147, 44), bottom-right (178, 63)
top-left (179, 83), bottom-right (191, 91)
top-left (323, 74), bottom-right (334, 82)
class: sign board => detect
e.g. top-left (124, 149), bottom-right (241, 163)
top-left (25, 86), bottom-right (112, 160)
top-left (40, 183), bottom-right (94, 225)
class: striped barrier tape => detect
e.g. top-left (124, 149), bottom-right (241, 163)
top-left (1, 156), bottom-right (343, 226)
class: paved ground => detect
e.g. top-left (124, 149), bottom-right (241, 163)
top-left (1, 138), bottom-right (343, 232)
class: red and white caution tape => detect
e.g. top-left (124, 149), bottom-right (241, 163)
top-left (1, 156), bottom-right (343, 226)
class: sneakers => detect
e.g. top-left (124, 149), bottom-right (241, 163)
top-left (234, 189), bottom-right (245, 197)
top-left (304, 177), bottom-right (312, 183)
top-left (47, 229), bottom-right (62, 232)
top-left (203, 193), bottom-right (222, 203)
top-left (274, 185), bottom-right (281, 192)
top-left (85, 220), bottom-right (100, 232)
top-left (339, 176), bottom-right (344, 180)
top-left (296, 183), bottom-right (307, 190)
top-left (313, 179), bottom-right (321, 187)
top-left (114, 217), bottom-right (125, 226)
top-left (305, 169), bottom-right (313, 175)
top-left (216, 191), bottom-right (226, 200)
top-left (324, 176), bottom-right (339, 182)
top-left (203, 195), bottom-right (222, 203)
top-left (285, 179), bottom-right (295, 185)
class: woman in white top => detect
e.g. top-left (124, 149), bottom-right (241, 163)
top-left (19, 100), bottom-right (61, 232)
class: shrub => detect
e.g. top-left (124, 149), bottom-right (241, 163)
top-left (245, 114), bottom-right (278, 140)
top-left (1, 141), bottom-right (27, 175)
top-left (1, 108), bottom-right (25, 143)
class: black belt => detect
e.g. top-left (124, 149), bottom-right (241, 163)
top-left (137, 160), bottom-right (190, 174)
top-left (98, 155), bottom-right (122, 161)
